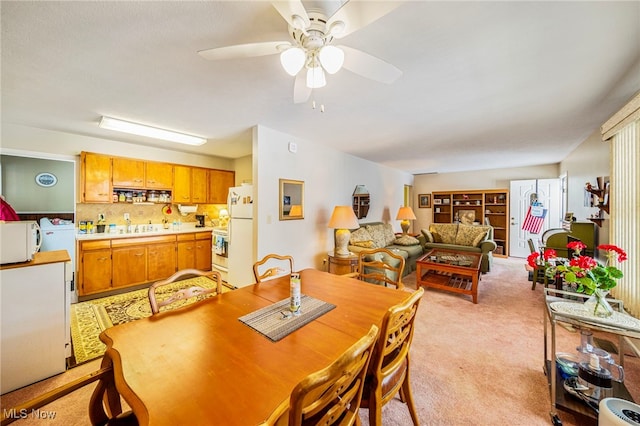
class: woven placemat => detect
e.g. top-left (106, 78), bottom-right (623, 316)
top-left (239, 295), bottom-right (336, 342)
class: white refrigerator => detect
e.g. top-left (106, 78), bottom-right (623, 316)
top-left (227, 185), bottom-right (255, 287)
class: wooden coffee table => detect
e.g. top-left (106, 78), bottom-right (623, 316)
top-left (416, 249), bottom-right (482, 303)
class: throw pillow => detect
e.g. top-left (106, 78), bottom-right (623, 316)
top-left (352, 240), bottom-right (375, 248)
top-left (472, 230), bottom-right (488, 247)
top-left (394, 235), bottom-right (420, 246)
top-left (421, 229), bottom-right (434, 243)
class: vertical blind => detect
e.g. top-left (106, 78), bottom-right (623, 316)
top-left (604, 94), bottom-right (640, 317)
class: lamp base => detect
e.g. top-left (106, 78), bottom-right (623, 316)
top-left (400, 220), bottom-right (410, 235)
top-left (334, 228), bottom-right (352, 257)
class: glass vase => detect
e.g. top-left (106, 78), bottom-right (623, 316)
top-left (584, 289), bottom-right (614, 318)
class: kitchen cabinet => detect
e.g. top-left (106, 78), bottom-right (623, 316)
top-left (147, 241), bottom-right (177, 280)
top-left (112, 245), bottom-right (148, 288)
top-left (112, 157), bottom-right (144, 188)
top-left (208, 169), bottom-right (235, 203)
top-left (79, 240), bottom-right (112, 295)
top-left (173, 165), bottom-right (192, 203)
top-left (191, 167), bottom-right (208, 203)
top-left (81, 152), bottom-right (112, 203)
top-left (177, 232), bottom-right (212, 270)
top-left (80, 151), bottom-right (234, 204)
top-left (78, 233), bottom-right (211, 296)
top-left (146, 162), bottom-right (173, 189)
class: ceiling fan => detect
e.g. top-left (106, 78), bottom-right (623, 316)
top-left (198, 0), bottom-right (403, 104)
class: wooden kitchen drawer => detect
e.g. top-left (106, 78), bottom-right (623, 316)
top-left (79, 239), bottom-right (111, 250)
top-left (111, 235), bottom-right (176, 247)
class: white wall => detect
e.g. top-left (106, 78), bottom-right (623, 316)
top-left (253, 125), bottom-right (414, 270)
top-left (413, 164), bottom-right (560, 230)
top-left (560, 129), bottom-right (611, 243)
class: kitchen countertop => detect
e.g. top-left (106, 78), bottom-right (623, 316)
top-left (0, 250), bottom-right (71, 270)
top-left (76, 224), bottom-right (215, 241)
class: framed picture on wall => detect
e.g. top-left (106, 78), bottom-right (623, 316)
top-left (418, 194), bottom-right (431, 208)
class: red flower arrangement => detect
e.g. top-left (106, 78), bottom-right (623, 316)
top-left (555, 242), bottom-right (627, 295)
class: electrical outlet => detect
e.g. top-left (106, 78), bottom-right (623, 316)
top-left (124, 213), bottom-right (130, 221)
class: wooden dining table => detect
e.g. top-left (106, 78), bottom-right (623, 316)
top-left (94, 268), bottom-right (412, 425)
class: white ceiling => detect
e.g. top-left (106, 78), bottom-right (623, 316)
top-left (2, 1), bottom-right (639, 174)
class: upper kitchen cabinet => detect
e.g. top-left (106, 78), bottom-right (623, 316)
top-left (145, 162), bottom-right (173, 189)
top-left (112, 157), bottom-right (144, 188)
top-left (173, 165), bottom-right (192, 203)
top-left (208, 169), bottom-right (235, 204)
top-left (81, 152), bottom-right (111, 203)
top-left (191, 167), bottom-right (208, 204)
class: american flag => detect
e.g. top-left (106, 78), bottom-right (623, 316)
top-left (522, 205), bottom-right (547, 234)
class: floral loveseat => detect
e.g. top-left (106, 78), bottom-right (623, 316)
top-left (421, 223), bottom-right (496, 273)
top-left (347, 222), bottom-right (425, 276)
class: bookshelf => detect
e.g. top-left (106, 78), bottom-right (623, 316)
top-left (432, 189), bottom-right (509, 257)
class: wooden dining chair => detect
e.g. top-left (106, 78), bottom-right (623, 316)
top-left (346, 248), bottom-right (406, 290)
top-left (253, 254), bottom-right (294, 283)
top-left (0, 365), bottom-right (137, 426)
top-left (261, 324), bottom-right (379, 426)
top-left (148, 268), bottom-right (222, 314)
top-left (359, 287), bottom-right (425, 426)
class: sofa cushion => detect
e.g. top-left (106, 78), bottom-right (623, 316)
top-left (350, 227), bottom-right (374, 247)
top-left (421, 228), bottom-right (434, 243)
top-left (394, 235), bottom-right (420, 246)
top-left (429, 224), bottom-right (458, 244)
top-left (455, 224), bottom-right (491, 246)
top-left (388, 244), bottom-right (423, 259)
top-left (365, 223), bottom-right (396, 248)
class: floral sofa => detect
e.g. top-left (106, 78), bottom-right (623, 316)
top-left (421, 223), bottom-right (497, 273)
top-left (347, 222), bottom-right (425, 276)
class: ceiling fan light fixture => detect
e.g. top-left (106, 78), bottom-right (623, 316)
top-left (306, 66), bottom-right (326, 88)
top-left (318, 45), bottom-right (344, 74)
top-left (98, 116), bottom-right (207, 146)
top-left (280, 47), bottom-right (306, 76)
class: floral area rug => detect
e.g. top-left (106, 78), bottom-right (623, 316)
top-left (70, 277), bottom-right (232, 365)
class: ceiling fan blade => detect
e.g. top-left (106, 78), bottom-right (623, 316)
top-left (198, 41), bottom-right (289, 61)
top-left (293, 72), bottom-right (311, 104)
top-left (327, 0), bottom-right (403, 39)
top-left (339, 45), bottom-right (402, 84)
top-left (271, 1), bottom-right (310, 29)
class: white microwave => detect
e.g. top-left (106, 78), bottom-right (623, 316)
top-left (0, 221), bottom-right (42, 264)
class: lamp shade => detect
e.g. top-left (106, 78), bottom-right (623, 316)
top-left (289, 205), bottom-right (302, 216)
top-left (318, 46), bottom-right (344, 74)
top-left (328, 206), bottom-right (360, 229)
top-left (396, 206), bottom-right (417, 221)
top-left (280, 47), bottom-right (306, 76)
top-left (306, 65), bottom-right (326, 89)
top-left (328, 206), bottom-right (359, 257)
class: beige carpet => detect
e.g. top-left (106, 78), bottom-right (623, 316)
top-left (70, 277), bottom-right (232, 365)
top-left (3, 257), bottom-right (639, 425)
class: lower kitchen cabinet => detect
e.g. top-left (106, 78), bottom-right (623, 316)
top-left (78, 232), bottom-right (211, 297)
top-left (148, 242), bottom-right (177, 281)
top-left (112, 245), bottom-right (148, 288)
top-left (79, 240), bottom-right (112, 295)
top-left (177, 232), bottom-right (212, 270)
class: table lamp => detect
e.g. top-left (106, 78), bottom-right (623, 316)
top-left (396, 206), bottom-right (416, 235)
top-left (328, 206), bottom-right (360, 257)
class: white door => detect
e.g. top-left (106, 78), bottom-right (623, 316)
top-left (509, 179), bottom-right (561, 258)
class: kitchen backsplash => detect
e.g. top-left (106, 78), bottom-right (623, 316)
top-left (76, 203), bottom-right (227, 227)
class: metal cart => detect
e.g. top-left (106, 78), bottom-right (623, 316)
top-left (543, 288), bottom-right (640, 425)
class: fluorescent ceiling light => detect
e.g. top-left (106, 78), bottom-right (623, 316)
top-left (99, 116), bottom-right (207, 146)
